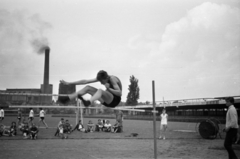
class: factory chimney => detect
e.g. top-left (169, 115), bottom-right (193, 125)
top-left (40, 46), bottom-right (53, 104)
top-left (43, 47), bottom-right (50, 85)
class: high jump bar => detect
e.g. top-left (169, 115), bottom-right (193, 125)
top-left (8, 105), bottom-right (158, 113)
top-left (0, 92), bottom-right (68, 97)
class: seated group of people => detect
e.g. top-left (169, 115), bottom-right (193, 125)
top-left (54, 118), bottom-right (73, 139)
top-left (0, 122), bottom-right (17, 137)
top-left (0, 121), bottom-right (39, 140)
top-left (54, 118), bottom-right (122, 139)
top-left (95, 119), bottom-right (122, 133)
top-left (19, 121), bottom-right (39, 139)
top-left (1, 118), bottom-right (123, 140)
top-left (72, 119), bottom-right (122, 133)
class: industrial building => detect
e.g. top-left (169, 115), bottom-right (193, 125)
top-left (0, 47), bottom-right (53, 106)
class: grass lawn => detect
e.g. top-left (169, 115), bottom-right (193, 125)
top-left (0, 115), bottom-right (239, 159)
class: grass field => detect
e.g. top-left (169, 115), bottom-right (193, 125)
top-left (0, 115), bottom-right (239, 159)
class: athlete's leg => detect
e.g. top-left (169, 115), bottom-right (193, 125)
top-left (90, 89), bottom-right (113, 104)
top-left (163, 125), bottom-right (167, 139)
top-left (59, 85), bottom-right (104, 104)
top-left (60, 85), bottom-right (114, 106)
top-left (28, 118), bottom-right (32, 125)
top-left (159, 124), bottom-right (163, 139)
top-left (69, 85), bottom-right (98, 100)
top-left (38, 119), bottom-right (41, 127)
top-left (43, 120), bottom-right (48, 128)
top-left (17, 118), bottom-right (21, 126)
top-left (159, 124), bottom-right (167, 139)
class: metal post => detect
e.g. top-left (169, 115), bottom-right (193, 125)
top-left (76, 100), bottom-right (79, 125)
top-left (80, 101), bottom-right (83, 124)
top-left (152, 80), bottom-right (157, 159)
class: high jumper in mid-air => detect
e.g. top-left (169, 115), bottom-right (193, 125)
top-left (58, 70), bottom-right (122, 108)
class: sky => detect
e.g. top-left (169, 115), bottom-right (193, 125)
top-left (0, 0), bottom-right (239, 103)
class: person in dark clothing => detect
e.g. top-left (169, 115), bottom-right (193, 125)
top-left (65, 120), bottom-right (72, 133)
top-left (29, 123), bottom-right (39, 140)
top-left (9, 122), bottom-right (17, 136)
top-left (72, 120), bottom-right (86, 132)
top-left (111, 121), bottom-right (121, 133)
top-left (95, 119), bottom-right (103, 132)
top-left (223, 97), bottom-right (239, 159)
top-left (87, 120), bottom-right (94, 133)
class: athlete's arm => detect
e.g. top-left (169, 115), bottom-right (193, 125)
top-left (60, 78), bottom-right (98, 85)
top-left (106, 77), bottom-right (122, 96)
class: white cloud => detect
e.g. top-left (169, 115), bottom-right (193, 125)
top-left (158, 2), bottom-right (240, 63)
top-left (150, 2), bottom-right (240, 98)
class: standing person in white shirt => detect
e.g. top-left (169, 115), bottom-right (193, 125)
top-left (159, 109), bottom-right (168, 140)
top-left (38, 108), bottom-right (48, 129)
top-left (0, 107), bottom-right (4, 123)
top-left (28, 108), bottom-right (34, 125)
top-left (223, 97), bottom-right (239, 159)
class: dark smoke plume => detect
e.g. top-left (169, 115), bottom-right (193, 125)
top-left (31, 38), bottom-right (50, 54)
top-left (29, 13), bottom-right (51, 54)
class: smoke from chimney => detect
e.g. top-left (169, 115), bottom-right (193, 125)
top-left (31, 38), bottom-right (50, 54)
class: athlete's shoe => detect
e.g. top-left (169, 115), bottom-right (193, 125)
top-left (78, 95), bottom-right (91, 107)
top-left (58, 96), bottom-right (70, 105)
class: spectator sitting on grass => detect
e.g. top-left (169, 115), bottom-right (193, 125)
top-left (65, 120), bottom-right (72, 133)
top-left (87, 120), bottom-right (94, 132)
top-left (29, 123), bottom-right (39, 140)
top-left (95, 119), bottom-right (103, 132)
top-left (55, 118), bottom-right (64, 137)
top-left (9, 122), bottom-right (17, 136)
top-left (103, 120), bottom-right (112, 132)
top-left (111, 121), bottom-right (121, 133)
top-left (0, 124), bottom-right (4, 136)
top-left (0, 122), bottom-right (17, 137)
top-left (20, 122), bottom-right (30, 139)
top-left (72, 120), bottom-right (86, 132)
top-left (59, 123), bottom-right (68, 139)
top-left (0, 124), bottom-right (11, 136)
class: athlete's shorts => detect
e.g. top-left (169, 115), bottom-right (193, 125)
top-left (0, 117), bottom-right (4, 120)
top-left (29, 117), bottom-right (34, 121)
top-left (103, 95), bottom-right (121, 108)
top-left (17, 117), bottom-right (21, 120)
top-left (40, 117), bottom-right (44, 120)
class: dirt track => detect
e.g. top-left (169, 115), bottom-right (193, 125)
top-left (1, 138), bottom-right (239, 159)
